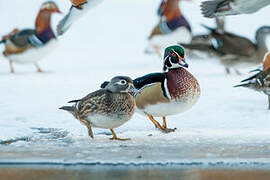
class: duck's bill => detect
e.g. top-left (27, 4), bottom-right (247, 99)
top-left (179, 59), bottom-right (189, 68)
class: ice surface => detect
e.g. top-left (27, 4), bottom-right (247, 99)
top-left (0, 0), bottom-right (270, 165)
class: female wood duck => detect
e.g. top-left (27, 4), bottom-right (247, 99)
top-left (57, 0), bottom-right (103, 35)
top-left (235, 52), bottom-right (270, 109)
top-left (60, 76), bottom-right (136, 140)
top-left (0, 1), bottom-right (61, 73)
top-left (201, 0), bottom-right (270, 18)
top-left (146, 0), bottom-right (192, 57)
top-left (182, 25), bottom-right (270, 74)
top-left (102, 45), bottom-right (200, 133)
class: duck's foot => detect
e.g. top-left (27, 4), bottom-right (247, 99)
top-left (225, 67), bottom-right (230, 74)
top-left (110, 129), bottom-right (130, 141)
top-left (234, 69), bottom-right (242, 75)
top-left (148, 115), bottom-right (176, 133)
top-left (35, 63), bottom-right (43, 73)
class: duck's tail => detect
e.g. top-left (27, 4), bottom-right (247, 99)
top-left (201, 0), bottom-right (219, 18)
top-left (59, 105), bottom-right (79, 118)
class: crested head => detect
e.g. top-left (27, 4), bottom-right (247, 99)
top-left (40, 1), bottom-right (61, 14)
top-left (105, 76), bottom-right (135, 93)
top-left (36, 1), bottom-right (61, 33)
top-left (163, 45), bottom-right (188, 71)
top-left (263, 52), bottom-right (270, 70)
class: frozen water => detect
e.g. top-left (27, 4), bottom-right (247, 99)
top-left (0, 0), bottom-right (270, 165)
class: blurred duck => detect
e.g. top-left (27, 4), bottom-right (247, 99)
top-left (0, 1), bottom-right (61, 73)
top-left (201, 0), bottom-right (270, 18)
top-left (146, 0), bottom-right (192, 57)
top-left (101, 45), bottom-right (200, 133)
top-left (182, 25), bottom-right (270, 74)
top-left (235, 52), bottom-right (270, 109)
top-left (57, 0), bottom-right (103, 35)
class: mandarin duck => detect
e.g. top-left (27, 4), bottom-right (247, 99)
top-left (201, 0), bottom-right (270, 18)
top-left (60, 76), bottom-right (136, 141)
top-left (0, 1), bottom-right (61, 73)
top-left (57, 0), bottom-right (103, 35)
top-left (145, 0), bottom-right (192, 57)
top-left (182, 25), bottom-right (270, 74)
top-left (235, 52), bottom-right (270, 109)
top-left (102, 45), bottom-right (200, 133)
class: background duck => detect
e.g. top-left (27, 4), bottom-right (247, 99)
top-left (145, 0), bottom-right (192, 57)
top-left (201, 0), bottom-right (270, 18)
top-left (57, 0), bottom-right (104, 35)
top-left (182, 25), bottom-right (270, 74)
top-left (0, 1), bottom-right (61, 73)
top-left (102, 45), bottom-right (200, 133)
top-left (235, 52), bottom-right (270, 109)
top-left (60, 76), bottom-right (136, 141)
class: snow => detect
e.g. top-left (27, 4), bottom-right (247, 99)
top-left (0, 0), bottom-right (270, 165)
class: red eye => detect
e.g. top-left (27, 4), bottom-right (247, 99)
top-left (172, 53), bottom-right (176, 57)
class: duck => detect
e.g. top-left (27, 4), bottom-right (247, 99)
top-left (0, 1), bottom-right (61, 73)
top-left (201, 0), bottom-right (270, 18)
top-left (182, 25), bottom-right (270, 74)
top-left (60, 76), bottom-right (136, 141)
top-left (234, 52), bottom-right (270, 109)
top-left (57, 0), bottom-right (104, 35)
top-left (145, 0), bottom-right (192, 57)
top-left (102, 45), bottom-right (200, 133)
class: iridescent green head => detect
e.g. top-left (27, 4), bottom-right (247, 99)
top-left (163, 45), bottom-right (188, 71)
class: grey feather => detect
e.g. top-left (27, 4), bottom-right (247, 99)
top-left (201, 0), bottom-right (224, 18)
top-left (57, 8), bottom-right (72, 36)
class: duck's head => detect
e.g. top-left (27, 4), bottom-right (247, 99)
top-left (163, 45), bottom-right (188, 72)
top-left (105, 76), bottom-right (136, 94)
top-left (40, 1), bottom-right (62, 14)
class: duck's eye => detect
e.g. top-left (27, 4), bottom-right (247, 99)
top-left (171, 52), bottom-right (176, 57)
top-left (119, 80), bottom-right (127, 85)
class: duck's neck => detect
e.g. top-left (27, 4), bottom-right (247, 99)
top-left (161, 0), bottom-right (181, 22)
top-left (35, 10), bottom-right (56, 42)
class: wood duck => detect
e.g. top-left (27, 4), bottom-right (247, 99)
top-left (60, 76), bottom-right (136, 141)
top-left (0, 1), bottom-right (61, 73)
top-left (182, 25), bottom-right (270, 74)
top-left (57, 0), bottom-right (103, 35)
top-left (102, 45), bottom-right (200, 133)
top-left (201, 0), bottom-right (270, 18)
top-left (145, 0), bottom-right (192, 57)
top-left (235, 53), bottom-right (270, 109)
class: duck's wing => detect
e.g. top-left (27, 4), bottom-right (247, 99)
top-left (201, 0), bottom-right (237, 18)
top-left (57, 0), bottom-right (104, 36)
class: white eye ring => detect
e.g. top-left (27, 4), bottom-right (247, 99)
top-left (119, 80), bottom-right (127, 85)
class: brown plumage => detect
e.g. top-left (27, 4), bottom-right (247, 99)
top-left (60, 76), bottom-right (136, 141)
top-left (70, 0), bottom-right (87, 8)
top-left (235, 53), bottom-right (270, 109)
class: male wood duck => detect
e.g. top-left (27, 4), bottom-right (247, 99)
top-left (146, 0), bottom-right (192, 57)
top-left (235, 53), bottom-right (270, 109)
top-left (201, 0), bottom-right (270, 18)
top-left (60, 76), bottom-right (136, 141)
top-left (182, 25), bottom-right (270, 74)
top-left (102, 45), bottom-right (200, 133)
top-left (0, 1), bottom-right (61, 73)
top-left (57, 0), bottom-right (103, 35)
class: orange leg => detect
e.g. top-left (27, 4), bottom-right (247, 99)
top-left (9, 60), bottom-right (14, 73)
top-left (147, 115), bottom-right (176, 133)
top-left (110, 129), bottom-right (130, 141)
top-left (80, 119), bottom-right (94, 139)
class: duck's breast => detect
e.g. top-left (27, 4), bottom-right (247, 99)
top-left (167, 68), bottom-right (200, 105)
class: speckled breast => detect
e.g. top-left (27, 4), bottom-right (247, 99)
top-left (167, 68), bottom-right (200, 102)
